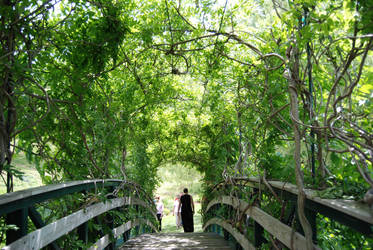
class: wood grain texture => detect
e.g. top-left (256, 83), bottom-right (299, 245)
top-left (234, 177), bottom-right (373, 224)
top-left (205, 196), bottom-right (321, 250)
top-left (2, 196), bottom-right (150, 250)
top-left (203, 217), bottom-right (254, 250)
top-left (88, 218), bottom-right (158, 250)
top-left (0, 179), bottom-right (122, 206)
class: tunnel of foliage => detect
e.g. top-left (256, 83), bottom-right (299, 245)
top-left (0, 0), bottom-right (372, 248)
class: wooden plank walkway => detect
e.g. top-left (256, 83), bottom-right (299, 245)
top-left (119, 232), bottom-right (234, 250)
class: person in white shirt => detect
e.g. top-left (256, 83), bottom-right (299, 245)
top-left (173, 194), bottom-right (182, 229)
top-left (155, 196), bottom-right (164, 231)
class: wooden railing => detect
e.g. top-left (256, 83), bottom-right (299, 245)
top-left (0, 179), bottom-right (157, 249)
top-left (202, 177), bottom-right (373, 250)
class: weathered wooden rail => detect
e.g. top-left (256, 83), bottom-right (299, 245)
top-left (3, 177), bottom-right (371, 249)
top-left (0, 179), bottom-right (157, 249)
top-left (202, 177), bottom-right (373, 250)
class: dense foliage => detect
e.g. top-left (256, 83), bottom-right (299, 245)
top-left (0, 0), bottom-right (372, 248)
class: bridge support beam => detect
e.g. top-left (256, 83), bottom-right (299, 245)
top-left (6, 208), bottom-right (28, 245)
top-left (253, 188), bottom-right (265, 247)
top-left (254, 221), bottom-right (265, 247)
top-left (105, 187), bottom-right (115, 250)
top-left (78, 222), bottom-right (89, 247)
top-left (123, 229), bottom-right (131, 242)
top-left (305, 208), bottom-right (317, 244)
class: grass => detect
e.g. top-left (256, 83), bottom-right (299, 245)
top-left (155, 163), bottom-right (204, 233)
top-left (0, 153), bottom-right (42, 194)
top-left (160, 203), bottom-right (203, 233)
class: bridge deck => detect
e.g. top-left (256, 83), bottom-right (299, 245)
top-left (119, 232), bottom-right (233, 250)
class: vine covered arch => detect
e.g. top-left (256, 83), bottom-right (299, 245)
top-left (0, 0), bottom-right (372, 248)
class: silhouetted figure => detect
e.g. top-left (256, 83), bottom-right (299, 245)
top-left (178, 188), bottom-right (195, 232)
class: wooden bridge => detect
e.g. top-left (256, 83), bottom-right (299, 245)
top-left (0, 178), bottom-right (372, 249)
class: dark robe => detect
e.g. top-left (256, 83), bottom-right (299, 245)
top-left (180, 194), bottom-right (194, 232)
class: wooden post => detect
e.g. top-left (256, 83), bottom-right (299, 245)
top-left (6, 208), bottom-right (28, 245)
top-left (93, 217), bottom-right (104, 240)
top-left (76, 189), bottom-right (88, 249)
top-left (253, 221), bottom-right (265, 247)
top-left (305, 208), bottom-right (317, 244)
top-left (223, 228), bottom-right (229, 241)
top-left (284, 202), bottom-right (296, 225)
top-left (105, 187), bottom-right (115, 250)
top-left (135, 205), bottom-right (140, 236)
top-left (253, 188), bottom-right (265, 247)
top-left (123, 229), bottom-right (130, 242)
top-left (77, 222), bottom-right (89, 247)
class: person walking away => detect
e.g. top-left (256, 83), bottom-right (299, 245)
top-left (156, 196), bottom-right (164, 231)
top-left (178, 188), bottom-right (195, 232)
top-left (173, 194), bottom-right (182, 229)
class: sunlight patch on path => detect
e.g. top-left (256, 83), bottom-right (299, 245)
top-left (120, 232), bottom-right (233, 250)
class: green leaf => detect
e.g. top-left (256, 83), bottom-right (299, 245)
top-left (3, 165), bottom-right (25, 181)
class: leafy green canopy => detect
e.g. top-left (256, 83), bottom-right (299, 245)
top-left (0, 0), bottom-right (372, 248)
top-left (0, 0), bottom-right (372, 202)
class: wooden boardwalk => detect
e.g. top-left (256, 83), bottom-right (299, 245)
top-left (119, 232), bottom-right (233, 250)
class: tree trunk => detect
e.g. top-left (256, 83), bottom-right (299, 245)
top-left (288, 78), bottom-right (314, 250)
top-left (0, 1), bottom-right (17, 192)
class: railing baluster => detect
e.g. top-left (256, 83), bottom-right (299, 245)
top-left (253, 188), bottom-right (265, 247)
top-left (6, 208), bottom-right (28, 245)
top-left (223, 228), bottom-right (229, 241)
top-left (0, 180), bottom-right (157, 249)
top-left (305, 208), bottom-right (317, 244)
top-left (123, 228), bottom-right (130, 242)
top-left (253, 221), bottom-right (265, 247)
top-left (105, 187), bottom-right (115, 250)
top-left (77, 222), bottom-right (89, 248)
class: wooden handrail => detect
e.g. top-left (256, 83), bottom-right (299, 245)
top-left (3, 196), bottom-right (155, 250)
top-left (89, 218), bottom-right (158, 250)
top-left (203, 217), bottom-right (254, 250)
top-left (233, 177), bottom-right (373, 224)
top-left (0, 179), bottom-right (123, 215)
top-left (1, 180), bottom-right (157, 249)
top-left (205, 196), bottom-right (321, 250)
top-left (210, 177), bottom-right (373, 236)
